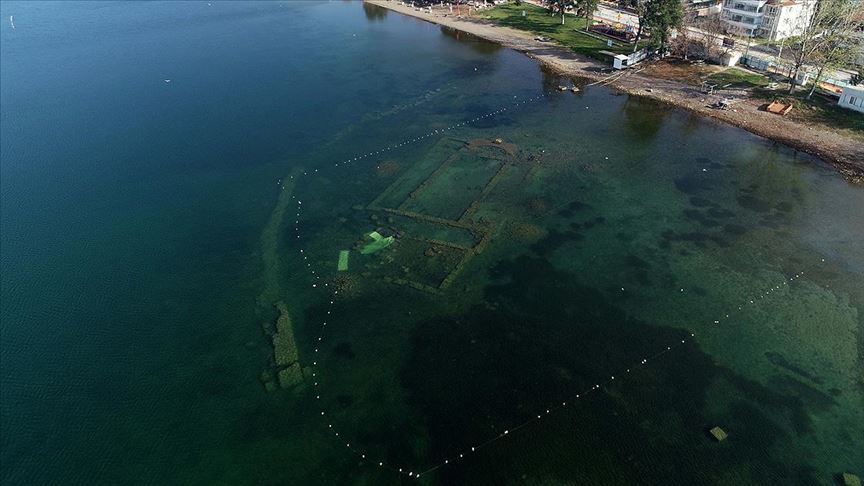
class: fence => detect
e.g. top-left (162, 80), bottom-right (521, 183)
top-left (741, 54), bottom-right (811, 86)
top-left (629, 47), bottom-right (650, 65)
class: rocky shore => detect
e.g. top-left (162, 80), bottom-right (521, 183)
top-left (367, 0), bottom-right (864, 184)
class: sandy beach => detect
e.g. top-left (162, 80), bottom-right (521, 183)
top-left (368, 0), bottom-right (864, 183)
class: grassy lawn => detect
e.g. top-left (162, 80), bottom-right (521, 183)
top-left (705, 67), bottom-right (771, 89)
top-left (479, 3), bottom-right (640, 60)
top-left (751, 88), bottom-right (864, 138)
top-left (746, 36), bottom-right (774, 46)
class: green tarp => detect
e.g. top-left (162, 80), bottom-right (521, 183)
top-left (360, 231), bottom-right (394, 255)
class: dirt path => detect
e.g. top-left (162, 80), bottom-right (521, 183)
top-left (368, 0), bottom-right (864, 184)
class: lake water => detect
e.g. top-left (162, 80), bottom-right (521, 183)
top-left (1, 2), bottom-right (862, 484)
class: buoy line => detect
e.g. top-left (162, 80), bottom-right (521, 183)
top-left (282, 90), bottom-right (827, 480)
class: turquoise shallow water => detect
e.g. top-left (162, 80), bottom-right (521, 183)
top-left (1, 2), bottom-right (862, 485)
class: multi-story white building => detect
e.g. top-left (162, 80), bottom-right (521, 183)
top-left (721, 0), bottom-right (817, 40)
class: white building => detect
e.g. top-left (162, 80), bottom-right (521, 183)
top-left (838, 85), bottom-right (864, 113)
top-left (686, 0), bottom-right (723, 17)
top-left (721, 0), bottom-right (816, 40)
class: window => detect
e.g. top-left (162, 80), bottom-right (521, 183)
top-left (850, 96), bottom-right (857, 106)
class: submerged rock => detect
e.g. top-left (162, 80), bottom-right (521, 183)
top-left (505, 222), bottom-right (547, 243)
top-left (261, 319), bottom-right (274, 337)
top-left (260, 370), bottom-right (277, 392)
top-left (843, 473), bottom-right (861, 486)
top-left (272, 301), bottom-right (299, 366)
top-left (329, 273), bottom-right (359, 298)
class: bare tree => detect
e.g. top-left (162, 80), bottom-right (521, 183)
top-left (786, 0), bottom-right (861, 94)
top-left (805, 1), bottom-right (862, 98)
top-left (671, 10), bottom-right (699, 59)
top-left (690, 13), bottom-right (736, 62)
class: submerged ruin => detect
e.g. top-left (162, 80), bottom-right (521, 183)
top-left (260, 301), bottom-right (305, 391)
top-left (348, 136), bottom-right (531, 294)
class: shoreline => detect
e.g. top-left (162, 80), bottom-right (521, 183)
top-left (367, 0), bottom-right (864, 184)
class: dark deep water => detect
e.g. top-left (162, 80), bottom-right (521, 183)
top-left (1, 2), bottom-right (862, 485)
